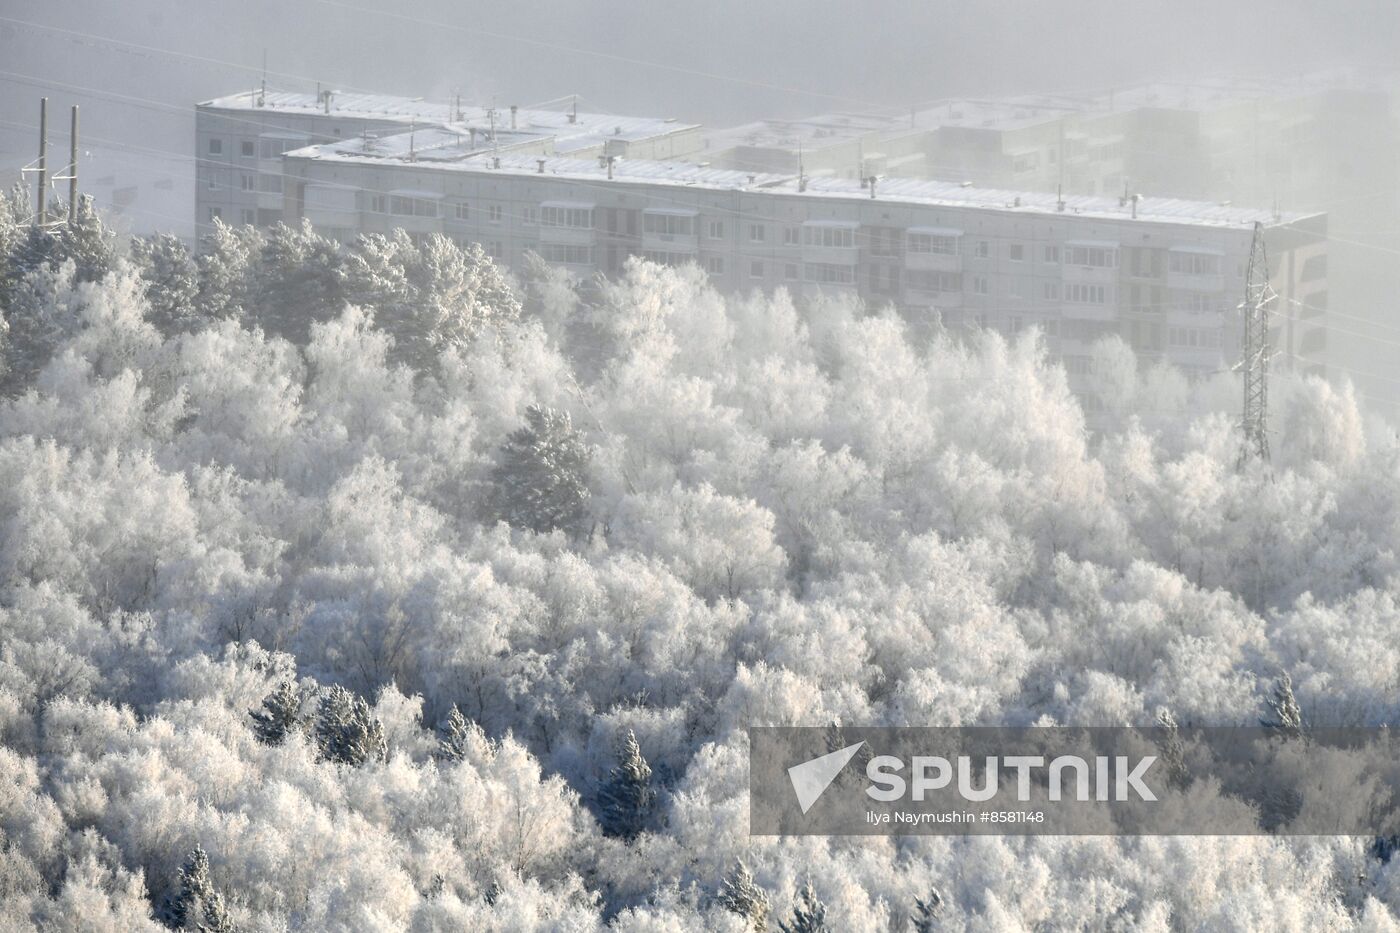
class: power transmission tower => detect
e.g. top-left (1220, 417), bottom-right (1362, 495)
top-left (1236, 221), bottom-right (1275, 466)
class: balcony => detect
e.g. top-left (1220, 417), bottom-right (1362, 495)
top-left (642, 209), bottom-right (699, 253)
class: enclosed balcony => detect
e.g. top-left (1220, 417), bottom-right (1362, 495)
top-left (641, 208), bottom-right (699, 253)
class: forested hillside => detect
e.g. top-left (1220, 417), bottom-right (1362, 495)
top-left (1, 188), bottom-right (1399, 930)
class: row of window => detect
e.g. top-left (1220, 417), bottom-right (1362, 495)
top-left (206, 138), bottom-right (306, 160)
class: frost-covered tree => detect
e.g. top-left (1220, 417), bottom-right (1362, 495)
top-left (314, 684), bottom-right (387, 766)
top-left (130, 233), bottom-right (200, 333)
top-left (488, 404), bottom-right (592, 536)
top-left (597, 728), bottom-right (656, 841)
top-left (718, 860), bottom-right (770, 931)
top-left (252, 220), bottom-right (344, 342)
top-left (160, 845), bottom-right (234, 932)
top-left (437, 705), bottom-right (478, 761)
top-left (779, 879), bottom-right (828, 933)
top-left (248, 680), bottom-right (302, 746)
top-left (910, 888), bottom-right (943, 933)
top-left (1262, 673), bottom-right (1304, 739)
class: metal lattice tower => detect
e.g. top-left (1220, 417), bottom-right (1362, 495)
top-left (1236, 222), bottom-right (1276, 465)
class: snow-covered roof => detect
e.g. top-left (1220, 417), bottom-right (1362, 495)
top-left (703, 112), bottom-right (921, 153)
top-left (197, 91), bottom-right (699, 152)
top-left (283, 147), bottom-right (1320, 230)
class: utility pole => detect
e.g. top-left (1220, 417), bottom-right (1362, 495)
top-left (1237, 221), bottom-right (1275, 466)
top-left (68, 105), bottom-right (79, 223)
top-left (36, 97), bottom-right (47, 226)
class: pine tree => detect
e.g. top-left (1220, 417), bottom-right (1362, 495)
top-left (249, 681), bottom-right (302, 747)
top-left (910, 887), bottom-right (943, 932)
top-left (718, 860), bottom-right (770, 931)
top-left (195, 219), bottom-right (263, 322)
top-left (56, 195), bottom-right (115, 284)
top-left (1156, 709), bottom-right (1189, 789)
top-left (488, 404), bottom-right (592, 536)
top-left (254, 220), bottom-right (344, 343)
top-left (314, 684), bottom-right (387, 766)
top-left (437, 705), bottom-right (478, 761)
top-left (597, 728), bottom-right (656, 841)
top-left (160, 845), bottom-right (235, 931)
top-left (1261, 672), bottom-right (1304, 739)
top-left (779, 878), bottom-right (828, 933)
top-left (130, 233), bottom-right (201, 333)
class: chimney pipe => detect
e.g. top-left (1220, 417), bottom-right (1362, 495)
top-left (537, 158), bottom-right (546, 174)
top-left (511, 104), bottom-right (518, 129)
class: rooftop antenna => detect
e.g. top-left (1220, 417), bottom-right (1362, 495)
top-left (866, 175), bottom-right (878, 198)
top-left (1236, 221), bottom-right (1276, 467)
top-left (258, 49), bottom-right (267, 107)
top-left (454, 91), bottom-right (462, 123)
top-left (798, 141), bottom-right (807, 192)
top-left (1056, 183), bottom-right (1065, 212)
top-left (569, 95), bottom-right (577, 124)
top-left (409, 118), bottom-right (416, 160)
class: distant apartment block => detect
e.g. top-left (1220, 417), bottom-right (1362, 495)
top-left (196, 89), bottom-right (1330, 391)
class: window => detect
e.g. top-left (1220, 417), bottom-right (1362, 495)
top-left (974, 240), bottom-right (990, 259)
top-left (540, 205), bottom-right (592, 228)
top-left (258, 174), bottom-right (281, 193)
top-left (389, 196), bottom-right (438, 217)
top-left (240, 209), bottom-right (255, 225)
top-left (257, 137), bottom-right (305, 160)
top-left (488, 241), bottom-right (502, 259)
top-left (1065, 283), bottom-right (1107, 303)
top-left (1168, 251), bottom-right (1221, 276)
top-left (370, 194), bottom-right (386, 214)
top-left (783, 227), bottom-right (800, 246)
top-left (240, 174), bottom-right (255, 192)
top-left (1012, 152), bottom-right (1039, 173)
top-left (540, 244), bottom-right (593, 264)
top-left (523, 207), bottom-right (536, 225)
top-left (643, 213), bottom-right (695, 237)
top-left (1064, 245), bottom-right (1118, 268)
top-left (1044, 245), bottom-right (1060, 263)
top-left (641, 250), bottom-right (687, 267)
top-left (489, 204), bottom-right (502, 224)
top-left (749, 260), bottom-right (764, 278)
top-left (240, 140), bottom-right (255, 157)
top-left (208, 138), bottom-right (223, 155)
top-left (452, 202), bottom-right (470, 221)
top-left (1043, 282), bottom-right (1061, 301)
top-left (707, 219), bottom-right (725, 239)
top-left (1009, 243), bottom-right (1025, 262)
top-left (208, 207), bottom-right (222, 221)
top-left (909, 270), bottom-right (961, 292)
top-left (705, 256), bottom-right (725, 274)
top-left (749, 223), bottom-right (766, 242)
top-left (784, 263), bottom-right (799, 280)
top-left (206, 174), bottom-right (217, 191)
top-left (804, 262), bottom-right (855, 284)
top-left (1301, 254), bottom-right (1327, 282)
top-left (973, 275), bottom-right (988, 295)
top-left (802, 225), bottom-right (855, 249)
top-left (907, 232), bottom-right (958, 255)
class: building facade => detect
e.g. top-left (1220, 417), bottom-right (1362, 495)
top-left (196, 88), bottom-right (1331, 392)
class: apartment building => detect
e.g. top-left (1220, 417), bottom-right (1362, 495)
top-left (276, 140), bottom-right (1328, 387)
top-left (194, 90), bottom-right (702, 231)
